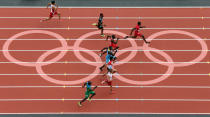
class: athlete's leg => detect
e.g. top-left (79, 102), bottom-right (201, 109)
top-left (124, 35), bottom-right (137, 39)
top-left (99, 64), bottom-right (106, 71)
top-left (89, 92), bottom-right (96, 99)
top-left (41, 16), bottom-right (52, 22)
top-left (57, 12), bottom-right (61, 20)
top-left (101, 27), bottom-right (104, 37)
top-left (78, 90), bottom-right (91, 106)
top-left (141, 35), bottom-right (150, 44)
top-left (110, 84), bottom-right (113, 93)
top-left (79, 97), bottom-right (88, 104)
top-left (99, 50), bottom-right (107, 57)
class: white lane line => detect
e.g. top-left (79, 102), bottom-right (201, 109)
top-left (0, 27), bottom-right (209, 30)
top-left (0, 98), bottom-right (209, 102)
top-left (0, 61), bottom-right (208, 64)
top-left (0, 49), bottom-right (209, 52)
top-left (0, 6), bottom-right (210, 8)
top-left (0, 73), bottom-right (208, 76)
top-left (0, 85), bottom-right (209, 89)
top-left (0, 38), bottom-right (209, 40)
top-left (0, 112), bottom-right (210, 115)
top-left (0, 16), bottom-right (210, 19)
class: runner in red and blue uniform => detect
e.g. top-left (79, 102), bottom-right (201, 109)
top-left (106, 34), bottom-right (119, 51)
top-left (124, 21), bottom-right (150, 44)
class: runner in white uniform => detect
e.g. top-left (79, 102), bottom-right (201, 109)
top-left (101, 58), bottom-right (117, 94)
top-left (41, 1), bottom-right (61, 22)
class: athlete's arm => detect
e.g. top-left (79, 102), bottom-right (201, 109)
top-left (140, 26), bottom-right (146, 28)
top-left (115, 38), bottom-right (119, 44)
top-left (103, 70), bottom-right (108, 76)
top-left (82, 82), bottom-right (87, 88)
top-left (55, 4), bottom-right (58, 11)
top-left (100, 47), bottom-right (108, 52)
top-left (92, 86), bottom-right (98, 91)
top-left (46, 3), bottom-right (51, 8)
top-left (106, 35), bottom-right (111, 41)
top-left (113, 50), bottom-right (118, 56)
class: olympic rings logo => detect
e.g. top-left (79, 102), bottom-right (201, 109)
top-left (2, 30), bottom-right (208, 85)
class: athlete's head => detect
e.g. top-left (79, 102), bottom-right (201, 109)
top-left (51, 0), bottom-right (55, 4)
top-left (137, 21), bottom-right (141, 26)
top-left (110, 56), bottom-right (113, 61)
top-left (108, 46), bottom-right (113, 50)
top-left (100, 13), bottom-right (104, 17)
top-left (111, 35), bottom-right (116, 39)
top-left (87, 81), bottom-right (92, 85)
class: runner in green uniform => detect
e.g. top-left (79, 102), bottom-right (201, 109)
top-left (78, 81), bottom-right (97, 106)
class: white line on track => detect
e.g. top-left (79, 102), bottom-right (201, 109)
top-left (0, 38), bottom-right (209, 40)
top-left (0, 16), bottom-right (210, 19)
top-left (0, 6), bottom-right (210, 8)
top-left (0, 112), bottom-right (209, 115)
top-left (0, 73), bottom-right (208, 76)
top-left (0, 98), bottom-right (209, 102)
top-left (0, 85), bottom-right (209, 89)
top-left (0, 49), bottom-right (209, 52)
top-left (0, 27), bottom-right (209, 30)
top-left (0, 61), bottom-right (208, 64)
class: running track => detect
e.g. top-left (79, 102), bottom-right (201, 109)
top-left (0, 8), bottom-right (209, 114)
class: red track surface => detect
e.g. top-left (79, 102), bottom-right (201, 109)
top-left (0, 8), bottom-right (210, 114)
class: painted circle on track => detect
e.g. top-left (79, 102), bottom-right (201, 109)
top-left (5, 30), bottom-right (202, 85)
top-left (114, 46), bottom-right (175, 85)
top-left (74, 30), bottom-right (138, 66)
top-left (2, 30), bottom-right (68, 67)
top-left (35, 46), bottom-right (101, 85)
top-left (143, 30), bottom-right (208, 67)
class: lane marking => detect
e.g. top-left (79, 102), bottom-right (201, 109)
top-left (0, 112), bottom-right (209, 115)
top-left (0, 73), bottom-right (208, 76)
top-left (1, 6), bottom-right (210, 8)
top-left (0, 16), bottom-right (210, 19)
top-left (0, 49), bottom-right (209, 52)
top-left (0, 38), bottom-right (209, 40)
top-left (0, 61), bottom-right (208, 64)
top-left (0, 27), bottom-right (210, 30)
top-left (0, 98), bottom-right (209, 101)
top-left (0, 85), bottom-right (209, 88)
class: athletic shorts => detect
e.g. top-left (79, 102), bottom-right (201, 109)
top-left (107, 65), bottom-right (112, 70)
top-left (97, 23), bottom-right (103, 29)
top-left (106, 55), bottom-right (111, 64)
top-left (106, 80), bottom-right (112, 86)
top-left (106, 55), bottom-right (115, 64)
top-left (85, 90), bottom-right (95, 98)
top-left (134, 31), bottom-right (143, 37)
top-left (49, 12), bottom-right (58, 17)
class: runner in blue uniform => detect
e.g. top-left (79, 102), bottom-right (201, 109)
top-left (99, 46), bottom-right (117, 71)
